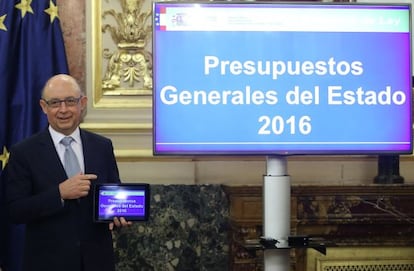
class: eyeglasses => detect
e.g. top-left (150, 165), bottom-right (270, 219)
top-left (42, 96), bottom-right (83, 108)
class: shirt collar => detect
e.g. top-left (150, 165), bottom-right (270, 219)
top-left (49, 126), bottom-right (81, 145)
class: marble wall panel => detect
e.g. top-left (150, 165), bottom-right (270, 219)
top-left (113, 185), bottom-right (230, 271)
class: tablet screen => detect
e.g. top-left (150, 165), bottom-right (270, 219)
top-left (93, 183), bottom-right (150, 222)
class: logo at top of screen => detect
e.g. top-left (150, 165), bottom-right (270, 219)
top-left (172, 13), bottom-right (191, 26)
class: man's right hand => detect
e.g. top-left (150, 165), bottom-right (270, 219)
top-left (59, 173), bottom-right (97, 200)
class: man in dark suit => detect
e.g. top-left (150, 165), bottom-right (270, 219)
top-left (4, 74), bottom-right (131, 271)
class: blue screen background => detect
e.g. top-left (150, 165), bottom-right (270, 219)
top-left (154, 29), bottom-right (412, 154)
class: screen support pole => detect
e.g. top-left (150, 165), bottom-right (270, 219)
top-left (263, 156), bottom-right (291, 270)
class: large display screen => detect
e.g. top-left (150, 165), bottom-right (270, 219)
top-left (152, 2), bottom-right (412, 155)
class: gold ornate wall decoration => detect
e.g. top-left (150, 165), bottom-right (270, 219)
top-left (102, 0), bottom-right (152, 92)
top-left (91, 0), bottom-right (153, 108)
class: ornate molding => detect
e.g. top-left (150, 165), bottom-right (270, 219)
top-left (224, 185), bottom-right (414, 270)
top-left (90, 0), bottom-right (153, 108)
top-left (80, 122), bottom-right (151, 133)
top-left (307, 247), bottom-right (414, 271)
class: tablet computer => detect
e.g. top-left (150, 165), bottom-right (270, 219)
top-left (93, 183), bottom-right (150, 222)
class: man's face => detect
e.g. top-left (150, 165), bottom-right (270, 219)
top-left (39, 76), bottom-right (87, 135)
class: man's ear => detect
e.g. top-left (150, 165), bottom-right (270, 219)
top-left (39, 100), bottom-right (48, 114)
top-left (80, 96), bottom-right (88, 111)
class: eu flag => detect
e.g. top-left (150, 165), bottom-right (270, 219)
top-left (0, 0), bottom-right (69, 270)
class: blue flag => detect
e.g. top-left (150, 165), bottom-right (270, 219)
top-left (0, 0), bottom-right (69, 270)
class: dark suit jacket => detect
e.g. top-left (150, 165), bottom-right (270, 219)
top-left (4, 128), bottom-right (120, 271)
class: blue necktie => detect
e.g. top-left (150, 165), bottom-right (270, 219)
top-left (61, 136), bottom-right (81, 177)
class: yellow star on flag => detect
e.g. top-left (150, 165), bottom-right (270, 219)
top-left (0, 146), bottom-right (10, 170)
top-left (15, 0), bottom-right (34, 19)
top-left (0, 14), bottom-right (7, 31)
top-left (44, 0), bottom-right (59, 23)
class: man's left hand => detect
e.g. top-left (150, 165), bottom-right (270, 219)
top-left (109, 217), bottom-right (133, 230)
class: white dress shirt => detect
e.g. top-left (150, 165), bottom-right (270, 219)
top-left (48, 126), bottom-right (85, 174)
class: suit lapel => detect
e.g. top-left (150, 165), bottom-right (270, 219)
top-left (80, 129), bottom-right (93, 173)
top-left (38, 129), bottom-right (68, 181)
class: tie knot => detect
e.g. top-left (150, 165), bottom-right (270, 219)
top-left (61, 136), bottom-right (74, 147)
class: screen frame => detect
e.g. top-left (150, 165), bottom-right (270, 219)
top-left (152, 1), bottom-right (413, 156)
top-left (93, 183), bottom-right (150, 222)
